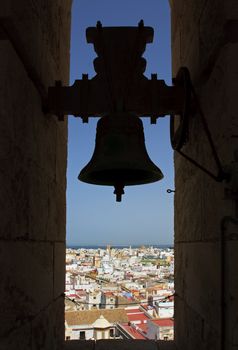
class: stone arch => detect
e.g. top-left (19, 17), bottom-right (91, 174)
top-left (0, 1), bottom-right (237, 349)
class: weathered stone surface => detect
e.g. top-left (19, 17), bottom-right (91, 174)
top-left (172, 1), bottom-right (238, 349)
top-left (224, 1), bottom-right (238, 19)
top-left (95, 340), bottom-right (158, 350)
top-left (0, 1), bottom-right (71, 349)
top-left (63, 340), bottom-right (176, 350)
top-left (199, 1), bottom-right (225, 80)
top-left (175, 242), bottom-right (221, 324)
top-left (54, 242), bottom-right (66, 298)
top-left (174, 172), bottom-right (204, 243)
top-left (46, 182), bottom-right (66, 241)
top-left (225, 241), bottom-right (238, 347)
top-left (64, 340), bottom-right (95, 350)
top-left (175, 296), bottom-right (220, 350)
top-left (157, 340), bottom-right (177, 350)
top-left (31, 297), bottom-right (65, 350)
top-left (0, 241), bottom-right (54, 338)
top-left (56, 121), bottom-right (68, 189)
top-left (171, 29), bottom-right (181, 78)
top-left (0, 322), bottom-right (32, 350)
top-left (0, 28), bottom-right (67, 242)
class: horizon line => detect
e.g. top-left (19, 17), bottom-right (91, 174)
top-left (66, 243), bottom-right (174, 247)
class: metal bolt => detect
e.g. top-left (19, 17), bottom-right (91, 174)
top-left (167, 189), bottom-right (175, 193)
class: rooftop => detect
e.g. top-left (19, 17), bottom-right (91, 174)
top-left (120, 324), bottom-right (147, 340)
top-left (65, 309), bottom-right (128, 326)
top-left (127, 312), bottom-right (150, 323)
top-left (92, 315), bottom-right (111, 329)
top-left (150, 318), bottom-right (174, 327)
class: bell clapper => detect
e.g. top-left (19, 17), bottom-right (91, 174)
top-left (113, 184), bottom-right (125, 202)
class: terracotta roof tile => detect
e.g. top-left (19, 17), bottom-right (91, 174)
top-left (151, 318), bottom-right (174, 327)
top-left (120, 325), bottom-right (147, 339)
top-left (127, 313), bottom-right (149, 323)
top-left (65, 309), bottom-right (128, 326)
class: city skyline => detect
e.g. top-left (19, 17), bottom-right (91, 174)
top-left (66, 243), bottom-right (174, 248)
top-left (67, 0), bottom-right (174, 246)
top-left (65, 244), bottom-right (174, 340)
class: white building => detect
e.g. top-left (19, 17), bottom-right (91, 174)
top-left (65, 309), bottom-right (128, 340)
top-left (92, 315), bottom-right (112, 340)
top-left (101, 292), bottom-right (117, 309)
top-left (146, 318), bottom-right (174, 340)
top-left (86, 290), bottom-right (101, 310)
top-left (154, 300), bottom-right (174, 318)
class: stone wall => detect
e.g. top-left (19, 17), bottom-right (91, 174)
top-left (64, 339), bottom-right (176, 350)
top-left (170, 0), bottom-right (238, 349)
top-left (0, 1), bottom-right (71, 349)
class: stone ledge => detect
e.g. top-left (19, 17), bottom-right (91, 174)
top-left (157, 340), bottom-right (177, 349)
top-left (64, 340), bottom-right (176, 350)
top-left (64, 340), bottom-right (95, 350)
top-left (96, 340), bottom-right (158, 350)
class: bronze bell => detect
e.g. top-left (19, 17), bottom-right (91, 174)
top-left (78, 113), bottom-right (164, 201)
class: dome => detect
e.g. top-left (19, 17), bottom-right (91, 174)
top-left (92, 315), bottom-right (111, 329)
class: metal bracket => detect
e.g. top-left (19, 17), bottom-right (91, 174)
top-left (46, 23), bottom-right (187, 121)
top-left (171, 68), bottom-right (230, 183)
top-left (170, 67), bottom-right (191, 151)
top-left (224, 151), bottom-right (238, 199)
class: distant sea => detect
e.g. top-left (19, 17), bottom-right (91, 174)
top-left (67, 244), bottom-right (174, 249)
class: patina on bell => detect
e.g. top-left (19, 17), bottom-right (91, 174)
top-left (78, 113), bottom-right (164, 201)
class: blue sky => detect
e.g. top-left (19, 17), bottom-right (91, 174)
top-left (67, 0), bottom-right (174, 246)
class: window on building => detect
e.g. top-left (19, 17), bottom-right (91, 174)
top-left (110, 328), bottom-right (114, 338)
top-left (80, 331), bottom-right (86, 340)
